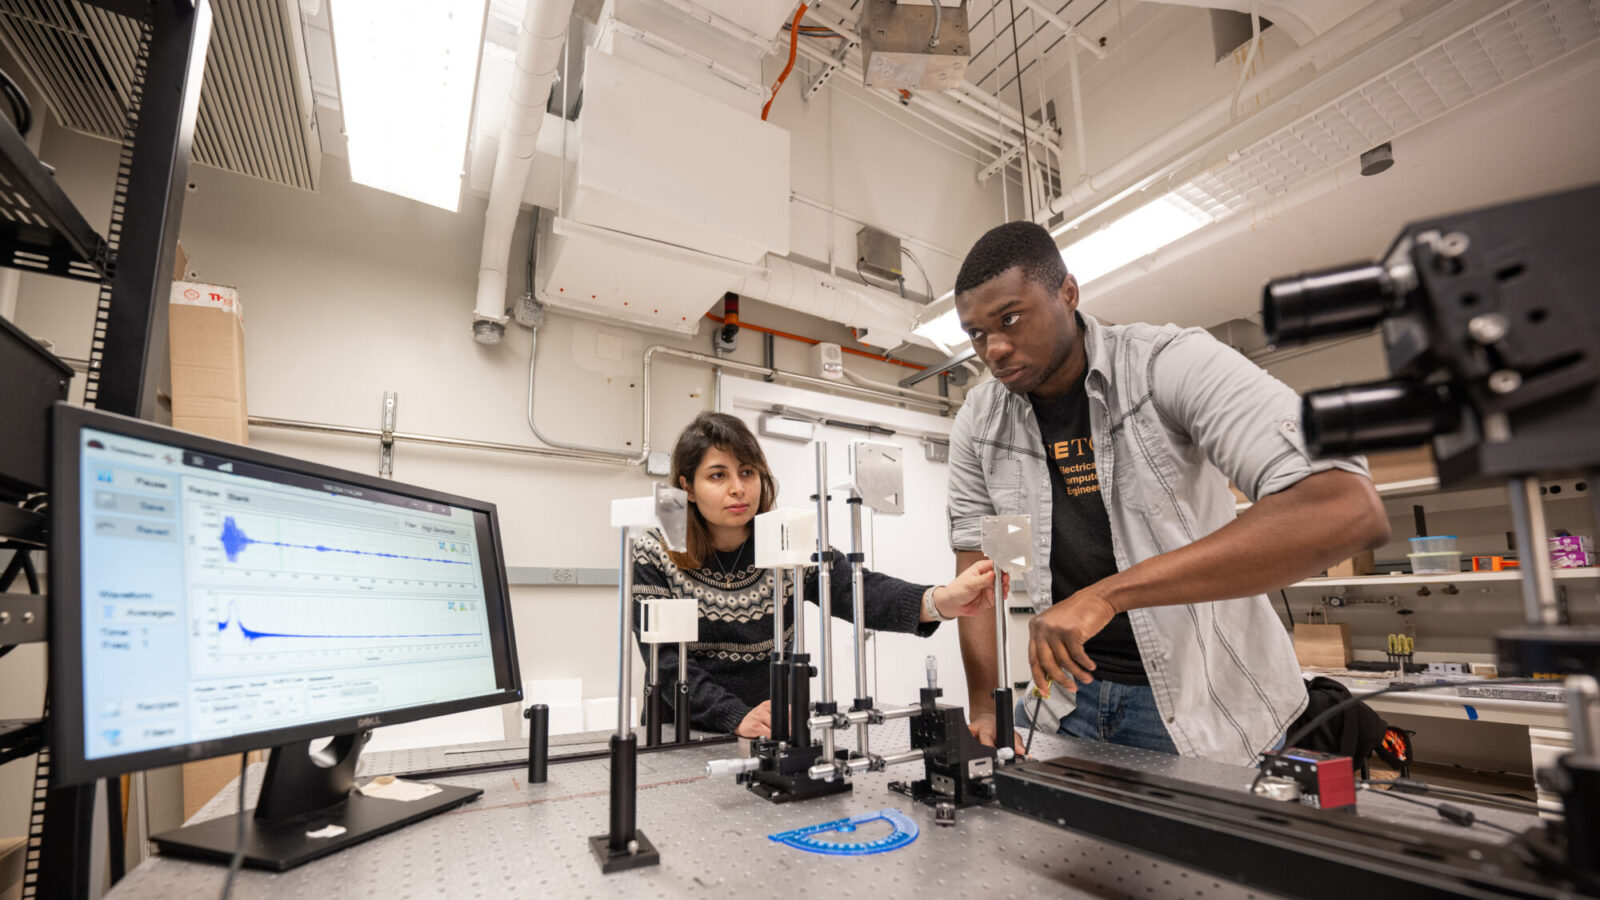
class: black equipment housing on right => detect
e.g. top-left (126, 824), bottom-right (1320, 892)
top-left (1262, 184), bottom-right (1600, 488)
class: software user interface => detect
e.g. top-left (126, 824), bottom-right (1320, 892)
top-left (76, 427), bottom-right (500, 761)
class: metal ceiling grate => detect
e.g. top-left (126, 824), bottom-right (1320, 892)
top-left (0, 0), bottom-right (321, 191)
top-left (1175, 0), bottom-right (1600, 219)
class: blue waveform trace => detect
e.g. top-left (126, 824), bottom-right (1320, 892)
top-left (219, 516), bottom-right (471, 567)
top-left (215, 599), bottom-right (481, 643)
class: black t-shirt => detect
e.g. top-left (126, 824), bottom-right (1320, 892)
top-left (1029, 375), bottom-right (1148, 685)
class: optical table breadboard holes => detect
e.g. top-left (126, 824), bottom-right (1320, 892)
top-left (768, 808), bottom-right (919, 856)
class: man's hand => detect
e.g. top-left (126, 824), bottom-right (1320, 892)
top-left (967, 711), bottom-right (1027, 755)
top-left (735, 701), bottom-right (772, 738)
top-left (1027, 589), bottom-right (1118, 694)
top-left (925, 559), bottom-right (1010, 621)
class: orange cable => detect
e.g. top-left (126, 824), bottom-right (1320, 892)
top-left (704, 313), bottom-right (927, 371)
top-left (762, 3), bottom-right (808, 121)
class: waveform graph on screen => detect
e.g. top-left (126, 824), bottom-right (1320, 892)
top-left (189, 501), bottom-right (478, 590)
top-left (192, 588), bottom-right (491, 677)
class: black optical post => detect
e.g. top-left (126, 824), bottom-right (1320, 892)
top-left (592, 485), bottom-right (686, 873)
top-left (590, 526), bottom-right (658, 873)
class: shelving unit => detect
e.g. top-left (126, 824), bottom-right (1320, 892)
top-left (0, 3), bottom-right (213, 898)
top-left (1289, 569), bottom-right (1599, 590)
top-left (0, 117), bottom-right (107, 282)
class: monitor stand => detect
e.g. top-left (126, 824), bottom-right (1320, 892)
top-left (151, 732), bottom-right (481, 872)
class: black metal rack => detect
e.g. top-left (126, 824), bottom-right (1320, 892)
top-left (0, 117), bottom-right (107, 283)
top-left (0, 2), bottom-right (213, 897)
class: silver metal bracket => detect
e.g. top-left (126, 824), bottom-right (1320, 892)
top-left (981, 515), bottom-right (1034, 575)
top-left (378, 391), bottom-right (398, 477)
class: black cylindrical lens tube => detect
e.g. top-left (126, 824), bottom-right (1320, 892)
top-left (607, 733), bottom-right (637, 850)
top-left (789, 653), bottom-right (811, 748)
top-left (1303, 379), bottom-right (1458, 456)
top-left (528, 704), bottom-right (549, 784)
top-left (1262, 263), bottom-right (1393, 346)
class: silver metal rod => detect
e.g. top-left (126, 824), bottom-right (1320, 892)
top-left (617, 529), bottom-right (635, 737)
top-left (773, 567), bottom-right (786, 660)
top-left (1567, 675), bottom-right (1600, 758)
top-left (872, 749), bottom-right (927, 768)
top-left (648, 643), bottom-right (659, 688)
top-left (808, 705), bottom-right (920, 730)
top-left (848, 491), bottom-right (871, 758)
top-left (993, 562), bottom-right (1011, 688)
top-left (677, 642), bottom-right (687, 689)
top-left (791, 567), bottom-right (806, 655)
top-left (1508, 476), bottom-right (1560, 626)
top-left (813, 748), bottom-right (926, 780)
top-left (814, 441), bottom-right (836, 770)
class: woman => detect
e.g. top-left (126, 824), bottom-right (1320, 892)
top-left (633, 412), bottom-right (1001, 738)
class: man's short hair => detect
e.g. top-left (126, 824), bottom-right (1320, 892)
top-left (955, 221), bottom-right (1068, 296)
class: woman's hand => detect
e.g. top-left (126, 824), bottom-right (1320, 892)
top-left (734, 700), bottom-right (772, 738)
top-left (926, 558), bottom-right (1009, 620)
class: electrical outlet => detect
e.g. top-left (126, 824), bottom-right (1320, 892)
top-left (550, 568), bottom-right (575, 584)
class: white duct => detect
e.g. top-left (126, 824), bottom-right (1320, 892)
top-left (1042, 0), bottom-right (1407, 222)
top-left (733, 257), bottom-right (933, 350)
top-left (473, 0), bottom-right (578, 342)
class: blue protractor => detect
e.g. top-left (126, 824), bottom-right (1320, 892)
top-left (767, 807), bottom-right (920, 856)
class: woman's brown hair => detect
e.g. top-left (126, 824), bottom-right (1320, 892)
top-left (667, 412), bottom-right (777, 570)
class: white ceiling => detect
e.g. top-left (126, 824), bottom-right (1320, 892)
top-left (1078, 49), bottom-right (1600, 327)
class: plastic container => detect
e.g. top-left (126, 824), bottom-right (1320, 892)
top-left (1408, 535), bottom-right (1458, 554)
top-left (1409, 551), bottom-right (1462, 574)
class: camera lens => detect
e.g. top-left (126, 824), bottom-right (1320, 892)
top-left (1303, 379), bottom-right (1458, 456)
top-left (1262, 263), bottom-right (1393, 346)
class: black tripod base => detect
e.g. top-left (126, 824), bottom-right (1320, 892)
top-left (588, 829), bottom-right (660, 873)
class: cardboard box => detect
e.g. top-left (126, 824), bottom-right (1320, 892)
top-left (1366, 447), bottom-right (1436, 485)
top-left (169, 277), bottom-right (252, 816)
top-left (169, 281), bottom-right (248, 445)
top-left (1326, 550), bottom-right (1376, 578)
top-left (1293, 623), bottom-right (1353, 669)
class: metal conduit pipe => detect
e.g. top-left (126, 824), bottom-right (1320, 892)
top-left (527, 319), bottom-right (644, 461)
top-left (792, 40), bottom-right (1027, 148)
top-left (247, 415), bottom-right (638, 466)
top-left (608, 18), bottom-right (770, 98)
top-left (1017, 0), bottom-right (1106, 58)
top-left (646, 0), bottom-right (778, 51)
top-left (251, 339), bottom-right (957, 471)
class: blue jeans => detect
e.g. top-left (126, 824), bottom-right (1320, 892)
top-left (1016, 680), bottom-right (1178, 755)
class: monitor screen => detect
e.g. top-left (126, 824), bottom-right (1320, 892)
top-left (49, 405), bottom-right (520, 785)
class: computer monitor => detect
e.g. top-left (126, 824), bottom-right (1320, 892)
top-left (48, 403), bottom-right (522, 869)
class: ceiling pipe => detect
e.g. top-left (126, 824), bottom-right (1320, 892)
top-left (473, 0), bottom-right (578, 344)
top-left (1016, 0), bottom-right (1106, 59)
top-left (1039, 0), bottom-right (1408, 223)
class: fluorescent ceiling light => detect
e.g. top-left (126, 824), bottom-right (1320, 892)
top-left (331, 0), bottom-right (489, 211)
top-left (1061, 193), bottom-right (1214, 286)
top-left (912, 306), bottom-right (969, 352)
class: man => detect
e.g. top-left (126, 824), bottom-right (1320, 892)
top-left (947, 222), bottom-right (1390, 766)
